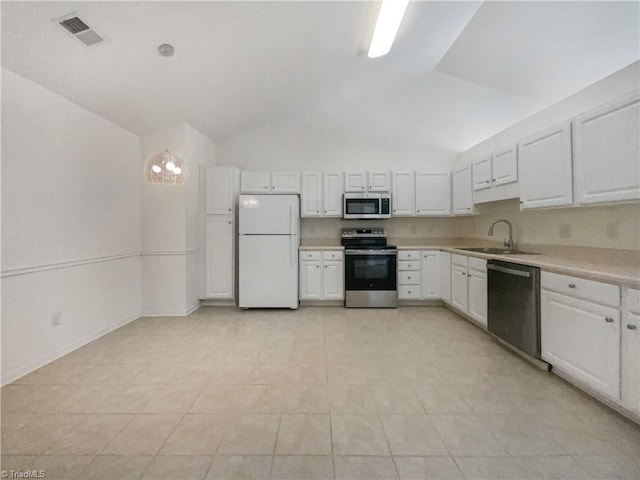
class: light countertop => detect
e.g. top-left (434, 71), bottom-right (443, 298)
top-left (300, 237), bottom-right (640, 288)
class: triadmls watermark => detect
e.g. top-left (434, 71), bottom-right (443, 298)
top-left (1, 470), bottom-right (45, 479)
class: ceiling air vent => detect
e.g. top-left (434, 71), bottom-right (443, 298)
top-left (55, 13), bottom-right (104, 46)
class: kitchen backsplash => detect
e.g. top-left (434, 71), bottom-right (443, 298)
top-left (301, 199), bottom-right (640, 251)
top-left (471, 199), bottom-right (640, 251)
top-left (301, 216), bottom-right (473, 240)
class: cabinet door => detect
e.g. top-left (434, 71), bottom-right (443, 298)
top-left (492, 145), bottom-right (518, 186)
top-left (573, 91), bottom-right (640, 204)
top-left (369, 171), bottom-right (391, 191)
top-left (205, 216), bottom-right (234, 298)
top-left (468, 269), bottom-right (487, 327)
top-left (344, 172), bottom-right (367, 192)
top-left (206, 167), bottom-right (236, 215)
top-left (421, 251), bottom-right (439, 299)
top-left (452, 166), bottom-right (474, 215)
top-left (299, 260), bottom-right (322, 300)
top-left (241, 171), bottom-right (271, 193)
top-left (621, 310), bottom-right (640, 413)
top-left (301, 172), bottom-right (322, 217)
top-left (272, 172), bottom-right (301, 193)
top-left (541, 290), bottom-right (621, 399)
top-left (438, 252), bottom-right (451, 303)
top-left (519, 122), bottom-right (573, 209)
top-left (451, 264), bottom-right (468, 312)
top-left (415, 171), bottom-right (451, 216)
top-left (323, 260), bottom-right (344, 300)
top-left (392, 172), bottom-right (415, 216)
top-left (323, 172), bottom-right (343, 216)
top-left (472, 157), bottom-right (492, 191)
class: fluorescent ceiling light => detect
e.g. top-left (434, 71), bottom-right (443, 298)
top-left (368, 0), bottom-right (410, 58)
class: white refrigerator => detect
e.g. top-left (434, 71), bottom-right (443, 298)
top-left (238, 194), bottom-right (300, 309)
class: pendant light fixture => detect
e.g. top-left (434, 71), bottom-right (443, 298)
top-left (144, 43), bottom-right (187, 185)
top-left (144, 148), bottom-right (187, 185)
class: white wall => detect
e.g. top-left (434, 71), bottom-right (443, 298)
top-left (141, 122), bottom-right (215, 315)
top-left (1, 68), bottom-right (142, 385)
top-left (216, 107), bottom-right (459, 171)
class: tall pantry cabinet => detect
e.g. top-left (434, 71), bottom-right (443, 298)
top-left (204, 167), bottom-right (239, 299)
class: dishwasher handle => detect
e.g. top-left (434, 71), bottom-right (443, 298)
top-left (487, 264), bottom-right (531, 278)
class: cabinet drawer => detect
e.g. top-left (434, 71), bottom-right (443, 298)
top-left (451, 254), bottom-right (468, 267)
top-left (541, 271), bottom-right (620, 307)
top-left (468, 257), bottom-right (486, 272)
top-left (398, 250), bottom-right (420, 261)
top-left (300, 251), bottom-right (322, 261)
top-left (323, 251), bottom-right (343, 261)
top-left (398, 285), bottom-right (421, 299)
top-left (625, 288), bottom-right (640, 314)
top-left (398, 260), bottom-right (420, 271)
top-left (398, 271), bottom-right (420, 285)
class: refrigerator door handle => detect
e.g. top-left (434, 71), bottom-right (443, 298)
top-left (290, 205), bottom-right (295, 266)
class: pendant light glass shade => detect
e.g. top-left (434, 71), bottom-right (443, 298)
top-left (144, 148), bottom-right (187, 185)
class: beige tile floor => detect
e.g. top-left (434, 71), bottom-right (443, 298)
top-left (2, 306), bottom-right (639, 479)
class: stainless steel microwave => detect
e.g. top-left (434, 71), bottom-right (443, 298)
top-left (343, 193), bottom-right (391, 220)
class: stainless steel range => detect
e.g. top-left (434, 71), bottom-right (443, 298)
top-left (341, 228), bottom-right (398, 308)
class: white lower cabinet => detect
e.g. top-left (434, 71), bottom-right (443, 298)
top-left (451, 264), bottom-right (468, 312)
top-left (450, 254), bottom-right (487, 326)
top-left (204, 215), bottom-right (234, 299)
top-left (541, 272), bottom-right (622, 401)
top-left (299, 251), bottom-right (343, 301)
top-left (467, 260), bottom-right (487, 327)
top-left (398, 250), bottom-right (439, 300)
top-left (621, 288), bottom-right (640, 414)
top-left (438, 252), bottom-right (451, 303)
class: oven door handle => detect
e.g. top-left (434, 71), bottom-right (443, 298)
top-left (345, 249), bottom-right (397, 256)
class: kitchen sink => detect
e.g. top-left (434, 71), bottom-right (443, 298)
top-left (458, 247), bottom-right (540, 255)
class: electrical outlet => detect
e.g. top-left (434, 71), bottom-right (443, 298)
top-left (606, 222), bottom-right (619, 239)
top-left (51, 312), bottom-right (62, 327)
top-left (559, 224), bottom-right (572, 238)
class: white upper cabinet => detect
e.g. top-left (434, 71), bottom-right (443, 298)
top-left (344, 172), bottom-right (367, 192)
top-left (491, 145), bottom-right (518, 187)
top-left (472, 156), bottom-right (492, 191)
top-left (519, 122), bottom-right (573, 209)
top-left (452, 165), bottom-right (474, 215)
top-left (344, 171), bottom-right (390, 192)
top-left (323, 172), bottom-right (343, 217)
top-left (415, 171), bottom-right (452, 216)
top-left (573, 90), bottom-right (640, 204)
top-left (241, 171), bottom-right (300, 193)
top-left (272, 172), bottom-right (301, 193)
top-left (392, 172), bottom-right (415, 216)
top-left (368, 171), bottom-right (391, 191)
top-left (240, 171), bottom-right (271, 193)
top-left (302, 172), bottom-right (342, 217)
top-left (206, 166), bottom-right (237, 215)
top-left (301, 172), bottom-right (323, 217)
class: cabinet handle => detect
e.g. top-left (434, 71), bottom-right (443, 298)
top-left (264, 186), bottom-right (268, 189)
top-left (407, 276), bottom-right (411, 280)
top-left (228, 208), bottom-right (231, 212)
top-left (605, 317), bottom-right (614, 323)
top-left (316, 265), bottom-right (319, 268)
top-left (417, 209), bottom-right (420, 212)
top-left (324, 210), bottom-right (328, 213)
top-left (468, 274), bottom-right (472, 278)
top-left (627, 324), bottom-right (637, 330)
top-left (227, 221), bottom-right (232, 224)
top-left (568, 284), bottom-right (576, 288)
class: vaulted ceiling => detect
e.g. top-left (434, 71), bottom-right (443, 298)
top-left (2, 1), bottom-right (638, 152)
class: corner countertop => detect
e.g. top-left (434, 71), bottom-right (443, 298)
top-left (300, 237), bottom-right (640, 288)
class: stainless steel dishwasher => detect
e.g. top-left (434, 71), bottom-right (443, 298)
top-left (487, 260), bottom-right (541, 359)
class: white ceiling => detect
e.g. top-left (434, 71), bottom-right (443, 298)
top-left (2, 1), bottom-right (639, 152)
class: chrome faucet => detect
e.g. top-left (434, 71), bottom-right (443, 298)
top-left (488, 219), bottom-right (515, 251)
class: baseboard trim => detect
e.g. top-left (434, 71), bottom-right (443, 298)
top-left (300, 300), bottom-right (344, 307)
top-left (200, 299), bottom-right (237, 307)
top-left (1, 312), bottom-right (140, 386)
